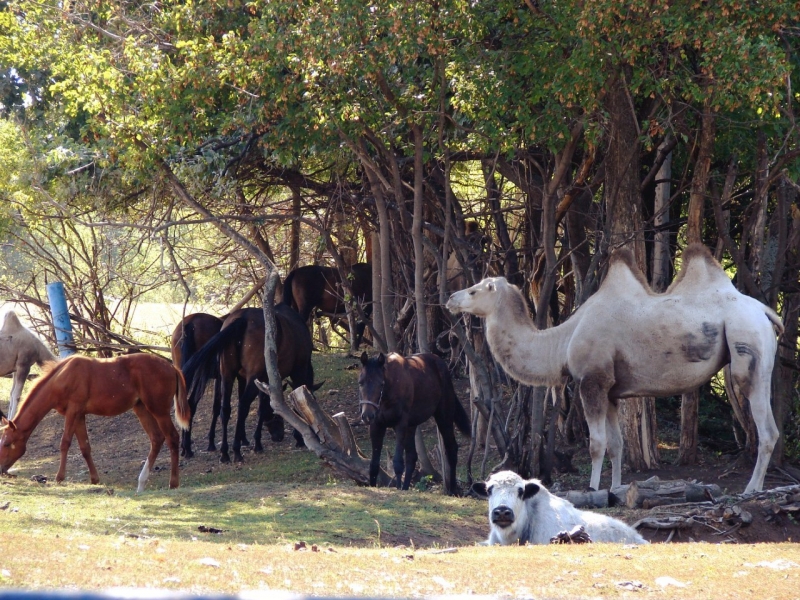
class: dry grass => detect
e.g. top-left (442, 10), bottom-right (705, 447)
top-left (2, 528), bottom-right (800, 598)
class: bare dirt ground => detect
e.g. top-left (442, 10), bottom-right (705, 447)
top-left (5, 352), bottom-right (800, 547)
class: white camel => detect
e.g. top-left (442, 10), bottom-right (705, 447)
top-left (0, 311), bottom-right (56, 418)
top-left (447, 244), bottom-right (783, 493)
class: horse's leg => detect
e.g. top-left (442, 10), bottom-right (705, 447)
top-left (728, 336), bottom-right (779, 493)
top-left (219, 374), bottom-right (235, 463)
top-left (233, 380), bottom-right (256, 462)
top-left (605, 401), bottom-right (624, 489)
top-left (153, 410), bottom-right (182, 490)
top-left (132, 403), bottom-right (165, 493)
top-left (368, 423), bottom-right (386, 487)
top-left (435, 419), bottom-right (460, 496)
top-left (399, 425), bottom-right (418, 491)
top-left (73, 415), bottom-right (100, 484)
top-left (56, 412), bottom-right (79, 484)
top-left (578, 372), bottom-right (613, 491)
top-left (8, 364), bottom-right (30, 419)
top-left (207, 376), bottom-right (222, 452)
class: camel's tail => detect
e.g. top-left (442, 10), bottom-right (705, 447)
top-left (765, 307), bottom-right (785, 336)
top-left (172, 367), bottom-right (191, 430)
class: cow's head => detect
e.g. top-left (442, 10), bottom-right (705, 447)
top-left (472, 470), bottom-right (540, 530)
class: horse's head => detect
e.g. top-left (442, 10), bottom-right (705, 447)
top-left (446, 277), bottom-right (509, 318)
top-left (358, 352), bottom-right (386, 425)
top-left (0, 418), bottom-right (26, 475)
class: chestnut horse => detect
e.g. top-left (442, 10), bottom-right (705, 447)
top-left (283, 263), bottom-right (372, 345)
top-left (358, 352), bottom-right (471, 495)
top-left (0, 353), bottom-right (190, 492)
top-left (181, 304), bottom-right (321, 463)
top-left (170, 313), bottom-right (224, 457)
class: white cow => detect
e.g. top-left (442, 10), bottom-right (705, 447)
top-left (472, 471), bottom-right (646, 545)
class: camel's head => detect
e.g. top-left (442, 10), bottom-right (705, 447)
top-left (0, 418), bottom-right (26, 475)
top-left (446, 277), bottom-right (508, 318)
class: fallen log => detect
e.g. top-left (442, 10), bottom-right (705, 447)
top-left (256, 381), bottom-right (391, 486)
top-left (625, 477), bottom-right (722, 509)
top-left (555, 489), bottom-right (609, 509)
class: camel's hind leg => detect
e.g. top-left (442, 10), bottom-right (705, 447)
top-left (728, 336), bottom-right (779, 493)
top-left (578, 372), bottom-right (615, 491)
top-left (605, 401), bottom-right (624, 489)
top-left (132, 403), bottom-right (166, 493)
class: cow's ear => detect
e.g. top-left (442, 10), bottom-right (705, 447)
top-left (521, 482), bottom-right (540, 500)
top-left (360, 351), bottom-right (369, 365)
top-left (471, 482), bottom-right (489, 498)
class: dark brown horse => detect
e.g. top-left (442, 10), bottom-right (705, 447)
top-left (283, 263), bottom-right (372, 345)
top-left (358, 352), bottom-right (471, 495)
top-left (181, 304), bottom-right (321, 463)
top-left (0, 353), bottom-right (190, 492)
top-left (170, 313), bottom-right (224, 458)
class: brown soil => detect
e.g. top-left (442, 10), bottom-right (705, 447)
top-left (6, 354), bottom-right (800, 546)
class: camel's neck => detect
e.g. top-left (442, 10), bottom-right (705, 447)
top-left (483, 291), bottom-right (578, 387)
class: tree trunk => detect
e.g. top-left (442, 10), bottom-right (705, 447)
top-left (678, 389), bottom-right (699, 465)
top-left (370, 232), bottom-right (388, 353)
top-left (411, 123), bottom-right (429, 354)
top-left (289, 186), bottom-right (302, 271)
top-left (652, 144), bottom-right (672, 292)
top-left (604, 66), bottom-right (659, 473)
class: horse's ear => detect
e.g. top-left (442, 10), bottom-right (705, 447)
top-left (471, 482), bottom-right (489, 498)
top-left (521, 481), bottom-right (540, 500)
top-left (360, 351), bottom-right (369, 365)
top-left (377, 353), bottom-right (385, 366)
top-left (0, 417), bottom-right (14, 431)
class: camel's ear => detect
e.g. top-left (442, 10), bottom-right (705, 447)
top-left (471, 482), bottom-right (489, 499)
top-left (377, 353), bottom-right (385, 367)
top-left (521, 482), bottom-right (540, 500)
top-left (486, 281), bottom-right (496, 292)
top-left (360, 351), bottom-right (369, 365)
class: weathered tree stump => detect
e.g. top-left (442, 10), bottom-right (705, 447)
top-left (255, 381), bottom-right (391, 486)
top-left (555, 489), bottom-right (610, 509)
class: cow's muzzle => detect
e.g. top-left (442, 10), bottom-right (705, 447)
top-left (491, 505), bottom-right (515, 528)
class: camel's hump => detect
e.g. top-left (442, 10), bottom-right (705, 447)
top-left (607, 247), bottom-right (651, 292)
top-left (667, 243), bottom-right (731, 292)
top-left (1, 311), bottom-right (24, 332)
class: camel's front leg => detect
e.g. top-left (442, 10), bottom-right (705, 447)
top-left (8, 365), bottom-right (30, 419)
top-left (578, 372), bottom-right (614, 491)
top-left (56, 412), bottom-right (79, 483)
top-left (74, 415), bottom-right (100, 484)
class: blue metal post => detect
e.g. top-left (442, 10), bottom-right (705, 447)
top-left (46, 281), bottom-right (76, 357)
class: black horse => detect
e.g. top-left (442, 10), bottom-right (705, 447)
top-left (283, 263), bottom-right (372, 345)
top-left (171, 313), bottom-right (224, 458)
top-left (358, 352), bottom-right (471, 495)
top-left (182, 304), bottom-right (321, 463)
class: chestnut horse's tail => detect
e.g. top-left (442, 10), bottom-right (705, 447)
top-left (172, 367), bottom-right (191, 431)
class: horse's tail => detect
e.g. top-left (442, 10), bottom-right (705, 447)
top-left (436, 356), bottom-right (471, 437)
top-left (181, 318), bottom-right (247, 411)
top-left (282, 269), bottom-right (296, 308)
top-left (178, 319), bottom-right (198, 368)
top-left (172, 367), bottom-right (191, 430)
